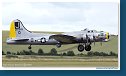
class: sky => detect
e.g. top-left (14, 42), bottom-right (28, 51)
top-left (2, 2), bottom-right (119, 35)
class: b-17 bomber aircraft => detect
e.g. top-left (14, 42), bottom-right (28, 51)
top-left (6, 19), bottom-right (110, 52)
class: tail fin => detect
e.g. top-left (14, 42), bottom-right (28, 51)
top-left (9, 19), bottom-right (31, 38)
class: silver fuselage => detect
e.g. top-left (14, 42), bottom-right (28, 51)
top-left (6, 30), bottom-right (108, 45)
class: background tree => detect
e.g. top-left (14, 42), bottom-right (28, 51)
top-left (50, 48), bottom-right (57, 56)
top-left (6, 51), bottom-right (11, 55)
top-left (77, 53), bottom-right (84, 56)
top-left (109, 51), bottom-right (117, 56)
top-left (93, 52), bottom-right (99, 56)
top-left (38, 48), bottom-right (44, 55)
top-left (66, 51), bottom-right (75, 56)
top-left (63, 52), bottom-right (67, 56)
top-left (12, 52), bottom-right (16, 55)
top-left (23, 50), bottom-right (29, 55)
top-left (29, 50), bottom-right (35, 55)
top-left (17, 51), bottom-right (20, 55)
top-left (20, 50), bottom-right (25, 55)
top-left (2, 51), bottom-right (6, 55)
top-left (87, 51), bottom-right (93, 56)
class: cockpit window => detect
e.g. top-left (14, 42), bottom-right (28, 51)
top-left (98, 33), bottom-right (104, 36)
top-left (100, 33), bottom-right (104, 36)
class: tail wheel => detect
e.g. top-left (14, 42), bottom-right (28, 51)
top-left (85, 45), bottom-right (91, 51)
top-left (78, 45), bottom-right (84, 52)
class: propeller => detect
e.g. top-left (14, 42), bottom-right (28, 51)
top-left (86, 34), bottom-right (92, 45)
top-left (100, 38), bottom-right (102, 46)
top-left (93, 35), bottom-right (95, 45)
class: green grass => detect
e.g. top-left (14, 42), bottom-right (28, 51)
top-left (2, 56), bottom-right (118, 67)
top-left (3, 60), bottom-right (118, 67)
top-left (2, 30), bottom-right (118, 54)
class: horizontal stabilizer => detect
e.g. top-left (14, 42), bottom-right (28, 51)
top-left (12, 38), bottom-right (29, 41)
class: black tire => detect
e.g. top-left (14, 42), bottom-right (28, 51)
top-left (78, 45), bottom-right (84, 52)
top-left (28, 46), bottom-right (31, 49)
top-left (85, 45), bottom-right (91, 51)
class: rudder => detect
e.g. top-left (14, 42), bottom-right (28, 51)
top-left (9, 19), bottom-right (31, 38)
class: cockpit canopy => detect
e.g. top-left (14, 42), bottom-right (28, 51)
top-left (82, 28), bottom-right (97, 33)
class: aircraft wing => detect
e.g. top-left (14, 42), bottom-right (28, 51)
top-left (12, 38), bottom-right (29, 41)
top-left (49, 34), bottom-right (77, 43)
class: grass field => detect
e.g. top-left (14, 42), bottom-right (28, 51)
top-left (2, 55), bottom-right (118, 67)
top-left (2, 30), bottom-right (118, 54)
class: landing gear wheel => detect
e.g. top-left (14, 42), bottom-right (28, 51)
top-left (78, 45), bottom-right (84, 52)
top-left (56, 44), bottom-right (61, 48)
top-left (85, 45), bottom-right (91, 51)
top-left (28, 45), bottom-right (32, 49)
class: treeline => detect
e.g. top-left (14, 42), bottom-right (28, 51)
top-left (2, 48), bottom-right (75, 56)
top-left (77, 51), bottom-right (118, 57)
top-left (2, 48), bottom-right (117, 57)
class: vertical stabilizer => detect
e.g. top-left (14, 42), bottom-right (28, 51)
top-left (9, 19), bottom-right (31, 38)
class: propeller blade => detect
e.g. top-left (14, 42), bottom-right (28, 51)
top-left (86, 34), bottom-right (88, 43)
top-left (86, 34), bottom-right (88, 39)
top-left (93, 35), bottom-right (95, 45)
top-left (100, 38), bottom-right (102, 46)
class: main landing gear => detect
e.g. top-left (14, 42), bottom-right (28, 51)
top-left (78, 34), bottom-right (92, 52)
top-left (78, 44), bottom-right (91, 52)
top-left (56, 43), bottom-right (61, 48)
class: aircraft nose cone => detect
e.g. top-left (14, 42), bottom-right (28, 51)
top-left (106, 32), bottom-right (109, 39)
